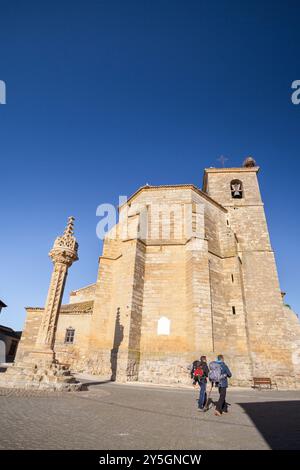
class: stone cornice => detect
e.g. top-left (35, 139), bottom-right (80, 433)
top-left (99, 254), bottom-right (122, 262)
top-left (222, 203), bottom-right (264, 208)
top-left (26, 301), bottom-right (94, 315)
top-left (59, 301), bottom-right (94, 315)
top-left (204, 166), bottom-right (260, 174)
top-left (208, 248), bottom-right (274, 260)
top-left (122, 235), bottom-right (209, 247)
top-left (25, 307), bottom-right (44, 312)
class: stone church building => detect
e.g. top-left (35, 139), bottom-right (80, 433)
top-left (15, 157), bottom-right (300, 388)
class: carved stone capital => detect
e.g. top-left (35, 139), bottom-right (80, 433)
top-left (49, 248), bottom-right (78, 267)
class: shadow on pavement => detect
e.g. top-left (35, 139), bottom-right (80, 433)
top-left (238, 400), bottom-right (300, 450)
top-left (80, 379), bottom-right (112, 391)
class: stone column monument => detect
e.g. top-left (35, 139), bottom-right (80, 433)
top-left (0, 217), bottom-right (82, 391)
top-left (33, 216), bottom-right (78, 363)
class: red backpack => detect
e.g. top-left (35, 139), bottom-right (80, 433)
top-left (194, 366), bottom-right (204, 378)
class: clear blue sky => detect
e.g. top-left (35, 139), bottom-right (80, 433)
top-left (0, 0), bottom-right (299, 330)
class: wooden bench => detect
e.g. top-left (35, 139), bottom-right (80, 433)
top-left (253, 377), bottom-right (277, 390)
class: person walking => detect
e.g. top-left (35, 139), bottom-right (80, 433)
top-left (194, 356), bottom-right (209, 410)
top-left (190, 358), bottom-right (201, 387)
top-left (209, 354), bottom-right (232, 416)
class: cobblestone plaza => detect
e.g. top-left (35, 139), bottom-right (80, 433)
top-left (0, 380), bottom-right (299, 450)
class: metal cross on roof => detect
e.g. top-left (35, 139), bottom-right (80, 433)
top-left (217, 155), bottom-right (228, 167)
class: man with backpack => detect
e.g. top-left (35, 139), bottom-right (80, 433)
top-left (190, 358), bottom-right (201, 387)
top-left (208, 354), bottom-right (232, 416)
top-left (192, 356), bottom-right (209, 410)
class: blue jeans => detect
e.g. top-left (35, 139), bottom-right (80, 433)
top-left (198, 381), bottom-right (207, 409)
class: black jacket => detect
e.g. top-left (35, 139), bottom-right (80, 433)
top-left (199, 361), bottom-right (209, 383)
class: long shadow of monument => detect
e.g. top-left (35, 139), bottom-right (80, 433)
top-left (110, 308), bottom-right (124, 382)
top-left (238, 400), bottom-right (300, 449)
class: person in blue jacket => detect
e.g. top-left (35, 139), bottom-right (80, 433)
top-left (214, 354), bottom-right (232, 416)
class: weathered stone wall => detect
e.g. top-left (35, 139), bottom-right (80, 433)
top-left (283, 306), bottom-right (300, 383)
top-left (205, 167), bottom-right (300, 387)
top-left (15, 308), bottom-right (43, 362)
top-left (54, 301), bottom-right (93, 369)
top-left (86, 216), bottom-right (147, 380)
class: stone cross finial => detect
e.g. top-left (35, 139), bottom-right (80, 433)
top-left (64, 216), bottom-right (75, 236)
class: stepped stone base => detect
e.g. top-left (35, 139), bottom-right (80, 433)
top-left (0, 360), bottom-right (82, 392)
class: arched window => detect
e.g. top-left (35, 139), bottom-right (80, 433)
top-left (64, 327), bottom-right (75, 344)
top-left (230, 179), bottom-right (243, 199)
top-left (157, 316), bottom-right (171, 336)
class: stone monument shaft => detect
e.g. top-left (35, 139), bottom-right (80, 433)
top-left (36, 216), bottom-right (78, 351)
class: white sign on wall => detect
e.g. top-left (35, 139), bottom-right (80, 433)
top-left (157, 316), bottom-right (171, 336)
